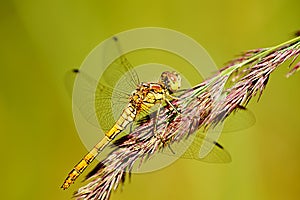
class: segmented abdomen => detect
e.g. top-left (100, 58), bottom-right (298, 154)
top-left (61, 103), bottom-right (137, 189)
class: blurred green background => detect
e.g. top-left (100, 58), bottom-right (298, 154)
top-left (1, 0), bottom-right (300, 200)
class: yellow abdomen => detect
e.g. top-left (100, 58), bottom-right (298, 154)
top-left (61, 103), bottom-right (136, 189)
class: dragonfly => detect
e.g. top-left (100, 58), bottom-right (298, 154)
top-left (61, 37), bottom-right (183, 189)
top-left (61, 36), bottom-right (255, 189)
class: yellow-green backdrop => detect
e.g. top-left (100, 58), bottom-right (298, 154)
top-left (1, 1), bottom-right (300, 200)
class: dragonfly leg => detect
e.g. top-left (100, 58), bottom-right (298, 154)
top-left (165, 99), bottom-right (180, 115)
top-left (168, 94), bottom-right (180, 100)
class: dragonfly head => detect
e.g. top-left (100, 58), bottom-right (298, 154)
top-left (159, 71), bottom-right (182, 93)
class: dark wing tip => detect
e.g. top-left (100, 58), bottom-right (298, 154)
top-left (72, 68), bottom-right (80, 73)
top-left (213, 141), bottom-right (224, 149)
top-left (113, 36), bottom-right (118, 42)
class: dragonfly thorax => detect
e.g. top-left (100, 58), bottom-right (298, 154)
top-left (130, 83), bottom-right (165, 110)
top-left (129, 71), bottom-right (182, 114)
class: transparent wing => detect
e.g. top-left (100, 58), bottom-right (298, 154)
top-left (95, 36), bottom-right (141, 132)
top-left (65, 36), bottom-right (142, 133)
top-left (182, 133), bottom-right (231, 163)
top-left (95, 75), bottom-right (131, 132)
top-left (153, 106), bottom-right (254, 163)
top-left (68, 69), bottom-right (130, 132)
top-left (100, 37), bottom-right (140, 91)
top-left (197, 107), bottom-right (255, 160)
top-left (222, 107), bottom-right (256, 132)
top-left (161, 130), bottom-right (231, 163)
